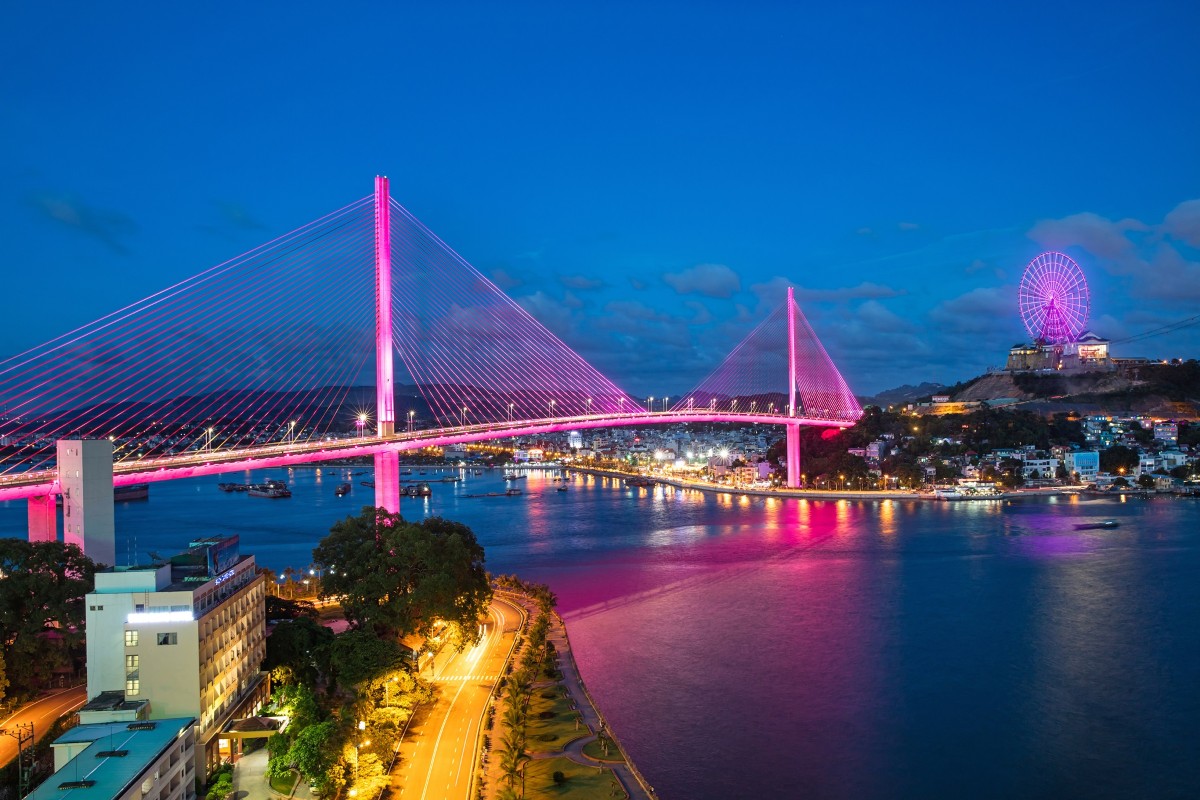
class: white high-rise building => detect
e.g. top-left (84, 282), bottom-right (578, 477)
top-left (85, 536), bottom-right (267, 779)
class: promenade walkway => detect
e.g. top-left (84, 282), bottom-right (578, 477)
top-left (490, 592), bottom-right (658, 800)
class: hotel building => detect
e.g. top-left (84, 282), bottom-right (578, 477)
top-left (84, 536), bottom-right (268, 779)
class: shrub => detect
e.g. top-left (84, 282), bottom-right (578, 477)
top-left (539, 733), bottom-right (556, 742)
top-left (538, 710), bottom-right (555, 719)
top-left (552, 770), bottom-right (567, 784)
top-left (540, 690), bottom-right (557, 699)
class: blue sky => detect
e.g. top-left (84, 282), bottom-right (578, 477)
top-left (2, 1), bottom-right (1198, 396)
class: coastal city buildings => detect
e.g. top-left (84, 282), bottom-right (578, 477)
top-left (83, 535), bottom-right (268, 779)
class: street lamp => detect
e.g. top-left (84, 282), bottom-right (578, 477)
top-left (508, 402), bottom-right (515, 423)
top-left (460, 406), bottom-right (469, 427)
top-left (547, 399), bottom-right (556, 418)
top-left (647, 396), bottom-right (654, 413)
top-left (206, 427), bottom-right (214, 452)
top-left (839, 473), bottom-right (846, 491)
top-left (618, 397), bottom-right (626, 414)
top-left (357, 413), bottom-right (367, 438)
top-left (687, 396), bottom-right (694, 411)
top-left (408, 410), bottom-right (415, 432)
top-left (289, 420), bottom-right (296, 444)
top-left (586, 397), bottom-right (593, 415)
top-left (663, 396), bottom-right (670, 412)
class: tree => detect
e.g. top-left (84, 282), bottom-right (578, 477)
top-left (288, 721), bottom-right (342, 790)
top-left (0, 540), bottom-right (97, 697)
top-left (1100, 445), bottom-right (1140, 475)
top-left (326, 629), bottom-right (409, 691)
top-left (1137, 474), bottom-right (1156, 489)
top-left (264, 617), bottom-right (334, 685)
top-left (0, 648), bottom-right (9, 709)
top-left (314, 508), bottom-right (492, 643)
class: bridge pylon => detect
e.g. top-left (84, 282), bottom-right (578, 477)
top-left (375, 177), bottom-right (398, 511)
top-left (786, 286), bottom-right (802, 488)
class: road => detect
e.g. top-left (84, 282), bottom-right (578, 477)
top-left (385, 596), bottom-right (523, 800)
top-left (0, 686), bottom-right (87, 768)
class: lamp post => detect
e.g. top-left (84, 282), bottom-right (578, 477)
top-left (663, 396), bottom-right (669, 412)
top-left (407, 410), bottom-right (415, 432)
top-left (586, 397), bottom-right (593, 415)
top-left (206, 427), bottom-right (214, 452)
top-left (547, 399), bottom-right (556, 418)
top-left (461, 406), bottom-right (468, 427)
top-left (288, 420), bottom-right (296, 444)
top-left (647, 396), bottom-right (654, 413)
top-left (357, 413), bottom-right (367, 438)
top-left (687, 396), bottom-right (694, 411)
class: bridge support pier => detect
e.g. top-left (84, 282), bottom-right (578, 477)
top-left (786, 423), bottom-right (802, 489)
top-left (374, 450), bottom-right (400, 514)
top-left (28, 494), bottom-right (57, 542)
top-left (58, 439), bottom-right (116, 565)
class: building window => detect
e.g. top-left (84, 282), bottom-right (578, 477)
top-left (125, 630), bottom-right (139, 647)
top-left (126, 679), bottom-right (140, 696)
top-left (157, 632), bottom-right (178, 646)
top-left (126, 654), bottom-right (139, 681)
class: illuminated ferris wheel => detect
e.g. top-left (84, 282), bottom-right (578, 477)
top-left (1018, 252), bottom-right (1089, 345)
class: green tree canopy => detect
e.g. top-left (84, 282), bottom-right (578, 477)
top-left (314, 508), bottom-right (491, 643)
top-left (0, 540), bottom-right (97, 697)
top-left (1100, 445), bottom-right (1140, 474)
top-left (326, 629), bottom-right (410, 691)
top-left (264, 616), bottom-right (334, 686)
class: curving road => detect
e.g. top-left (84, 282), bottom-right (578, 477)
top-left (0, 686), bottom-right (87, 768)
top-left (384, 596), bottom-right (523, 800)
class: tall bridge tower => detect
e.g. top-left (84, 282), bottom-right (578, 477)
top-left (374, 176), bottom-right (400, 511)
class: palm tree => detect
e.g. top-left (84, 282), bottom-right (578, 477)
top-left (497, 745), bottom-right (530, 789)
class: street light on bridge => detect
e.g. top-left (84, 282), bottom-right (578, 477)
top-left (547, 399), bottom-right (556, 418)
top-left (460, 406), bottom-right (469, 426)
top-left (206, 427), bottom-right (214, 452)
top-left (288, 420), bottom-right (296, 444)
top-left (508, 402), bottom-right (515, 423)
top-left (357, 413), bottom-right (367, 438)
top-left (647, 396), bottom-right (654, 413)
top-left (586, 397), bottom-right (593, 415)
top-left (663, 396), bottom-right (669, 412)
top-left (407, 410), bottom-right (415, 432)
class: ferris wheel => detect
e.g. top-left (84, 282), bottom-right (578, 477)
top-left (1018, 252), bottom-right (1089, 345)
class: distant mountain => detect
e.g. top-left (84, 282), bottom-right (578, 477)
top-left (861, 382), bottom-right (948, 407)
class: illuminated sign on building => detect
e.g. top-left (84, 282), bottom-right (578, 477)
top-left (127, 610), bottom-right (194, 624)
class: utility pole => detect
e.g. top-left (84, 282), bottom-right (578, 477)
top-left (1, 721), bottom-right (35, 798)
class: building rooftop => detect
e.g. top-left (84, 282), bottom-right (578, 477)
top-left (28, 718), bottom-right (195, 800)
top-left (79, 690), bottom-right (149, 715)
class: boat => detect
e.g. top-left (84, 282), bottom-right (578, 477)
top-left (1073, 519), bottom-right (1120, 530)
top-left (401, 469), bottom-right (413, 476)
top-left (217, 482), bottom-right (239, 493)
top-left (360, 480), bottom-right (375, 488)
top-left (504, 472), bottom-right (526, 481)
top-left (556, 485), bottom-right (568, 492)
top-left (248, 484), bottom-right (291, 498)
top-left (624, 477), bottom-right (655, 488)
top-left (505, 487), bottom-right (523, 496)
top-left (335, 483), bottom-right (351, 497)
top-left (114, 483), bottom-right (149, 501)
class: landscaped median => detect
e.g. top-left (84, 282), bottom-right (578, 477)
top-left (478, 576), bottom-right (657, 800)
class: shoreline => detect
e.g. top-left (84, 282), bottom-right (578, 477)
top-left (568, 466), bottom-right (1164, 503)
top-left (484, 588), bottom-right (658, 800)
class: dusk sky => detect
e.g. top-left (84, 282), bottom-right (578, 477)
top-left (3, 2), bottom-right (1198, 396)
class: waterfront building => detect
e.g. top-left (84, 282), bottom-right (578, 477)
top-left (84, 535), bottom-right (268, 779)
top-left (1064, 451), bottom-right (1100, 482)
top-left (1154, 422), bottom-right (1179, 444)
top-left (31, 717), bottom-right (196, 800)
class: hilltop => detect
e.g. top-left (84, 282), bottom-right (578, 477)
top-left (936, 361), bottom-right (1200, 419)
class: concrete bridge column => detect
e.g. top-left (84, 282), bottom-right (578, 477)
top-left (786, 422), bottom-right (802, 488)
top-left (28, 494), bottom-right (57, 542)
top-left (374, 450), bottom-right (400, 514)
top-left (58, 439), bottom-right (116, 566)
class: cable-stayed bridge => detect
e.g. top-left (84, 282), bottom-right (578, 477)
top-left (0, 178), bottom-right (861, 556)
